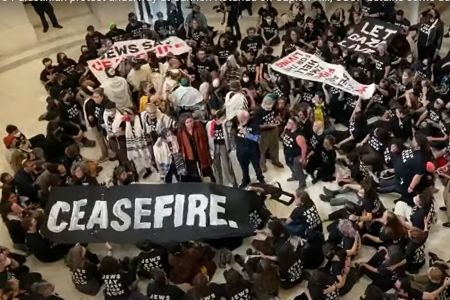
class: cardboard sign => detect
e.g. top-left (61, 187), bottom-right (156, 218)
top-left (42, 183), bottom-right (256, 244)
top-left (87, 36), bottom-right (191, 84)
top-left (271, 50), bottom-right (376, 99)
top-left (339, 18), bottom-right (401, 55)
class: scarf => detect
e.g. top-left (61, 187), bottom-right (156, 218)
top-left (141, 109), bottom-right (175, 136)
top-left (153, 136), bottom-right (180, 175)
top-left (177, 121), bottom-right (210, 169)
top-left (125, 115), bottom-right (152, 168)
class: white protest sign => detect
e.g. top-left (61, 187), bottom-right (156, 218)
top-left (87, 36), bottom-right (191, 84)
top-left (270, 50), bottom-right (376, 100)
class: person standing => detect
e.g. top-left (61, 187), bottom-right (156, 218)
top-left (83, 88), bottom-right (113, 162)
top-left (235, 110), bottom-right (265, 188)
top-left (31, 1), bottom-right (63, 33)
top-left (206, 109), bottom-right (237, 186)
top-left (177, 113), bottom-right (215, 182)
top-left (282, 116), bottom-right (307, 189)
top-left (101, 67), bottom-right (133, 110)
top-left (224, 0), bottom-right (242, 40)
top-left (255, 94), bottom-right (284, 172)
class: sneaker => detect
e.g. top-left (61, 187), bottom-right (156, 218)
top-left (43, 27), bottom-right (49, 33)
top-left (287, 177), bottom-right (297, 182)
top-left (54, 24), bottom-right (63, 29)
top-left (443, 222), bottom-right (450, 228)
top-left (319, 194), bottom-right (331, 202)
top-left (272, 161), bottom-right (284, 168)
top-left (323, 187), bottom-right (338, 197)
top-left (239, 182), bottom-right (249, 189)
top-left (142, 168), bottom-right (152, 179)
top-left (440, 206), bottom-right (447, 211)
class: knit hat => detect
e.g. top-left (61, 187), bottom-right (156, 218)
top-left (108, 22), bottom-right (116, 30)
top-left (179, 77), bottom-right (189, 87)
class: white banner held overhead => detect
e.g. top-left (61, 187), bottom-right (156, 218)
top-left (270, 50), bottom-right (376, 100)
top-left (87, 36), bottom-right (191, 84)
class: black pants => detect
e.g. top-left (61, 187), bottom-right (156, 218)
top-left (32, 2), bottom-right (59, 29)
top-left (236, 142), bottom-right (264, 185)
top-left (137, 0), bottom-right (152, 20)
top-left (227, 17), bottom-right (241, 40)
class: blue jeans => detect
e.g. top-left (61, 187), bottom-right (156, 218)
top-left (283, 222), bottom-right (307, 237)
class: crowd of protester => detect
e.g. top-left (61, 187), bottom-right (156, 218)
top-left (1, 0), bottom-right (450, 299)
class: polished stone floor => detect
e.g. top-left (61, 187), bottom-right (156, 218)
top-left (1, 2), bottom-right (450, 299)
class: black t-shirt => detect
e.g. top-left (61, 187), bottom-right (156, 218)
top-left (214, 124), bottom-right (225, 145)
top-left (72, 263), bottom-right (100, 287)
top-left (261, 22), bottom-right (278, 40)
top-left (255, 107), bottom-right (277, 127)
top-left (277, 246), bottom-right (303, 286)
top-left (282, 41), bottom-right (302, 56)
top-left (410, 206), bottom-right (426, 230)
top-left (184, 283), bottom-right (224, 300)
top-left (105, 28), bottom-right (127, 42)
top-left (299, 88), bottom-right (316, 104)
top-left (321, 149), bottom-right (336, 166)
top-left (310, 132), bottom-right (324, 153)
top-left (102, 271), bottom-right (132, 300)
top-left (126, 21), bottom-right (144, 39)
top-left (257, 54), bottom-right (277, 79)
top-left (136, 248), bottom-right (168, 277)
top-left (282, 129), bottom-right (302, 158)
top-left (236, 117), bottom-right (261, 148)
top-left (289, 204), bottom-right (322, 232)
top-left (60, 101), bottom-right (82, 124)
top-left (189, 28), bottom-right (207, 43)
top-left (368, 133), bottom-right (386, 153)
top-left (405, 240), bottom-right (426, 266)
top-left (349, 118), bottom-right (368, 142)
top-left (243, 60), bottom-right (258, 80)
top-left (425, 281), bottom-right (449, 300)
top-left (392, 149), bottom-right (426, 190)
top-left (58, 59), bottom-right (77, 76)
top-left (360, 194), bottom-right (385, 218)
top-left (258, 6), bottom-right (278, 18)
top-left (215, 44), bottom-right (233, 66)
top-left (147, 283), bottom-right (185, 300)
top-left (155, 20), bottom-right (169, 32)
top-left (223, 282), bottom-right (252, 300)
top-left (191, 57), bottom-right (218, 76)
top-left (240, 36), bottom-right (263, 54)
top-left (40, 66), bottom-right (57, 83)
top-left (373, 53), bottom-right (391, 74)
top-left (84, 98), bottom-right (100, 128)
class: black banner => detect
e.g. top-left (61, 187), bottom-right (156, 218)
top-left (339, 18), bottom-right (401, 55)
top-left (42, 183), bottom-right (256, 244)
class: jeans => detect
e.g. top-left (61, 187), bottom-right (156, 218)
top-left (237, 141), bottom-right (264, 185)
top-left (379, 177), bottom-right (403, 194)
top-left (285, 154), bottom-right (306, 188)
top-left (283, 222), bottom-right (307, 237)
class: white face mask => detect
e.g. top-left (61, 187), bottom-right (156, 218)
top-left (357, 58), bottom-right (364, 64)
top-left (14, 132), bottom-right (22, 138)
top-left (243, 77), bottom-right (250, 83)
top-left (212, 78), bottom-right (220, 88)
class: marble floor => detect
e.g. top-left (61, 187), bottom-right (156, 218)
top-left (1, 2), bottom-right (450, 299)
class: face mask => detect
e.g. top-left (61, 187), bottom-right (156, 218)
top-left (402, 74), bottom-right (409, 81)
top-left (243, 77), bottom-right (250, 83)
top-left (14, 132), bottom-right (22, 138)
top-left (212, 78), bottom-right (220, 88)
top-left (357, 58), bottom-right (364, 64)
top-left (266, 19), bottom-right (272, 24)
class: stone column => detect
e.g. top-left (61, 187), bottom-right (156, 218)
top-left (0, 3), bottom-right (38, 56)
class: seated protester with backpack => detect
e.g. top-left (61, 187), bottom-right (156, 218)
top-left (146, 269), bottom-right (185, 300)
